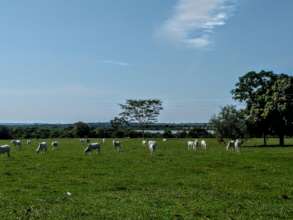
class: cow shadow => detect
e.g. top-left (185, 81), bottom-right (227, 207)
top-left (244, 144), bottom-right (293, 148)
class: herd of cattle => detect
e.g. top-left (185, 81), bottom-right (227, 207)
top-left (0, 138), bottom-right (243, 157)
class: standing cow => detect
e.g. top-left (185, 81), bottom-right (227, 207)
top-left (148, 140), bottom-right (157, 154)
top-left (36, 142), bottom-right (48, 153)
top-left (51, 141), bottom-right (59, 150)
top-left (113, 140), bottom-right (122, 152)
top-left (0, 145), bottom-right (10, 157)
top-left (11, 139), bottom-right (21, 149)
top-left (84, 143), bottom-right (101, 154)
top-left (226, 139), bottom-right (241, 152)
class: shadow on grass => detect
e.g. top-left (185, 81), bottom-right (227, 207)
top-left (244, 144), bottom-right (293, 148)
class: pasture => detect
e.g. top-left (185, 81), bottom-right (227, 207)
top-left (0, 138), bottom-right (293, 219)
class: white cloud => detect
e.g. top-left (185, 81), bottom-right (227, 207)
top-left (100, 60), bottom-right (130, 67)
top-left (159, 0), bottom-right (235, 48)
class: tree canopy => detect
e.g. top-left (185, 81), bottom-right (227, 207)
top-left (232, 71), bottom-right (293, 145)
top-left (72, 121), bottom-right (90, 138)
top-left (118, 99), bottom-right (163, 137)
top-left (209, 105), bottom-right (247, 141)
top-left (119, 99), bottom-right (163, 125)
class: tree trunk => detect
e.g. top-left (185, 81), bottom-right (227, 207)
top-left (263, 132), bottom-right (267, 146)
top-left (278, 118), bottom-right (286, 146)
top-left (279, 133), bottom-right (285, 146)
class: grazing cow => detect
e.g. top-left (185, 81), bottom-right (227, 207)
top-left (162, 138), bottom-right (167, 142)
top-left (112, 140), bottom-right (122, 152)
top-left (226, 139), bottom-right (241, 152)
top-left (11, 140), bottom-right (21, 149)
top-left (234, 139), bottom-right (242, 152)
top-left (187, 141), bottom-right (194, 150)
top-left (200, 140), bottom-right (207, 150)
top-left (0, 145), bottom-right (10, 157)
top-left (148, 140), bottom-right (157, 154)
top-left (226, 140), bottom-right (235, 151)
top-left (36, 142), bottom-right (48, 153)
top-left (84, 143), bottom-right (101, 154)
top-left (27, 139), bottom-right (32, 145)
top-left (193, 139), bottom-right (199, 150)
top-left (187, 140), bottom-right (199, 151)
top-left (51, 141), bottom-right (59, 149)
top-left (142, 140), bottom-right (147, 145)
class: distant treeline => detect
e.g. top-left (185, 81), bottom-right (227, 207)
top-left (0, 122), bottom-right (213, 139)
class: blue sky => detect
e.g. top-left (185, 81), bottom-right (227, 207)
top-left (0, 0), bottom-right (292, 123)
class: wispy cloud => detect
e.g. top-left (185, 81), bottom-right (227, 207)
top-left (158, 0), bottom-right (235, 48)
top-left (100, 60), bottom-right (130, 67)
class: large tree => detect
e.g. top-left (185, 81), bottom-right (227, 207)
top-left (119, 99), bottom-right (163, 138)
top-left (209, 105), bottom-right (247, 142)
top-left (72, 121), bottom-right (90, 138)
top-left (232, 71), bottom-right (293, 146)
top-left (110, 117), bottom-right (129, 130)
top-left (265, 75), bottom-right (293, 145)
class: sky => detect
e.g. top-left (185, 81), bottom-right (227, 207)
top-left (0, 0), bottom-right (292, 123)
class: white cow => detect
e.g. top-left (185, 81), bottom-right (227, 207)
top-left (187, 141), bottom-right (194, 150)
top-left (0, 145), bottom-right (10, 157)
top-left (11, 139), bottom-right (21, 149)
top-left (27, 139), bottom-right (32, 145)
top-left (102, 138), bottom-right (106, 144)
top-left (142, 140), bottom-right (147, 145)
top-left (84, 143), bottom-right (101, 154)
top-left (36, 142), bottom-right (48, 153)
top-left (226, 140), bottom-right (234, 151)
top-left (112, 140), bottom-right (122, 152)
top-left (193, 139), bottom-right (199, 150)
top-left (148, 140), bottom-right (157, 154)
top-left (51, 141), bottom-right (59, 149)
top-left (162, 138), bottom-right (167, 142)
top-left (200, 140), bottom-right (207, 150)
top-left (234, 139), bottom-right (242, 152)
top-left (226, 139), bottom-right (241, 152)
top-left (187, 140), bottom-right (199, 151)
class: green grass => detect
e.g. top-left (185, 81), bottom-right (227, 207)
top-left (0, 138), bottom-right (293, 219)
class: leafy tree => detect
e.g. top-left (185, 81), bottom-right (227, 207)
top-left (11, 127), bottom-right (24, 139)
top-left (163, 129), bottom-right (174, 138)
top-left (72, 122), bottom-right (90, 138)
top-left (39, 128), bottom-right (51, 139)
top-left (119, 99), bottom-right (163, 138)
top-left (188, 128), bottom-right (210, 138)
top-left (232, 71), bottom-right (293, 146)
top-left (265, 75), bottom-right (293, 145)
top-left (94, 128), bottom-right (112, 138)
top-left (110, 117), bottom-right (129, 130)
top-left (232, 71), bottom-right (275, 145)
top-left (177, 131), bottom-right (188, 138)
top-left (0, 126), bottom-right (11, 139)
top-left (209, 105), bottom-right (247, 142)
top-left (112, 129), bottom-right (127, 138)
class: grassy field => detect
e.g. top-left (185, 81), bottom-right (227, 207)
top-left (0, 138), bottom-right (293, 219)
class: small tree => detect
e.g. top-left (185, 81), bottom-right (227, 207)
top-left (210, 105), bottom-right (247, 142)
top-left (119, 99), bottom-right (163, 138)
